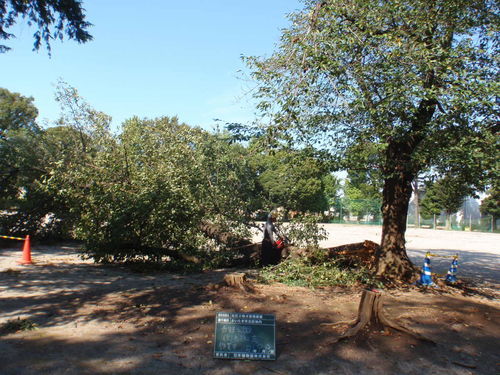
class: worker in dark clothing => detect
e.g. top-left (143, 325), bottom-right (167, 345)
top-left (261, 212), bottom-right (281, 266)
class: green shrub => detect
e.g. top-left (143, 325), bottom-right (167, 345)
top-left (280, 214), bottom-right (328, 249)
top-left (0, 318), bottom-right (38, 335)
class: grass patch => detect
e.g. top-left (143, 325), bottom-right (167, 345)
top-left (259, 250), bottom-right (382, 288)
top-left (0, 318), bottom-right (38, 335)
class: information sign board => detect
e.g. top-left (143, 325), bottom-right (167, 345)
top-left (213, 312), bottom-right (276, 360)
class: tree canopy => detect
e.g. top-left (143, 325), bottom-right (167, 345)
top-left (0, 88), bottom-right (40, 202)
top-left (0, 0), bottom-right (92, 54)
top-left (420, 175), bottom-right (472, 229)
top-left (247, 0), bottom-right (499, 280)
top-left (0, 88), bottom-right (74, 237)
top-left (480, 186), bottom-right (500, 230)
top-left (255, 148), bottom-right (333, 213)
top-left (0, 88), bottom-right (39, 134)
top-left (40, 83), bottom-right (260, 264)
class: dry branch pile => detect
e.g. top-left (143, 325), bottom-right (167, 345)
top-left (227, 239), bottom-right (381, 270)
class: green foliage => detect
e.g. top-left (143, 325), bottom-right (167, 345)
top-left (249, 0), bottom-right (497, 151)
top-left (43, 83), bottom-right (258, 263)
top-left (247, 0), bottom-right (498, 188)
top-left (279, 214), bottom-right (328, 249)
top-left (480, 186), bottom-right (500, 218)
top-left (0, 0), bottom-right (92, 54)
top-left (0, 88), bottom-right (39, 133)
top-left (421, 175), bottom-right (472, 217)
top-left (420, 175), bottom-right (474, 230)
top-left (0, 88), bottom-right (40, 201)
top-left (246, 0), bottom-right (498, 278)
top-left (420, 191), bottom-right (442, 219)
top-left (341, 170), bottom-right (382, 220)
top-left (259, 250), bottom-right (380, 288)
top-left (0, 128), bottom-right (40, 202)
top-left (0, 318), bottom-right (38, 335)
top-left (0, 88), bottom-right (60, 237)
top-left (254, 148), bottom-right (334, 212)
top-left (0, 86), bottom-right (100, 238)
top-left (322, 173), bottom-right (341, 207)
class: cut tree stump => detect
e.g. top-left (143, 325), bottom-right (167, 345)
top-left (223, 272), bottom-right (253, 291)
top-left (333, 289), bottom-right (435, 344)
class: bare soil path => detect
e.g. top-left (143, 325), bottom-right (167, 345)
top-left (0, 228), bottom-right (499, 375)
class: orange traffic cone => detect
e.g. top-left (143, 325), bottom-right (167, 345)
top-left (18, 235), bottom-right (32, 265)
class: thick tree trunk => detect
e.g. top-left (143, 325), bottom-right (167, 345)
top-left (445, 213), bottom-right (452, 230)
top-left (376, 170), bottom-right (418, 282)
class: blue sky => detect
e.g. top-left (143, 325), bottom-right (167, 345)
top-left (1, 0), bottom-right (302, 131)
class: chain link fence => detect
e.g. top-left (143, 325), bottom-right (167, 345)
top-left (326, 198), bottom-right (498, 233)
top-left (409, 213), bottom-right (498, 232)
top-left (326, 199), bottom-right (382, 225)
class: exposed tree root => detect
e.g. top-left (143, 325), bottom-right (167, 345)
top-left (320, 320), bottom-right (356, 327)
top-left (332, 290), bottom-right (435, 344)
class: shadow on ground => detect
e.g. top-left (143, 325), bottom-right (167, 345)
top-left (0, 245), bottom-right (499, 374)
top-left (407, 248), bottom-right (500, 285)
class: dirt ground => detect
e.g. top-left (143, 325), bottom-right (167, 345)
top-left (1, 226), bottom-right (499, 375)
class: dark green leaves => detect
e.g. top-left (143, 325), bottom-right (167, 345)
top-left (0, 0), bottom-right (92, 54)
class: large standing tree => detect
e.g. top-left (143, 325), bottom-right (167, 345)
top-left (0, 88), bottom-right (40, 201)
top-left (420, 175), bottom-right (472, 230)
top-left (247, 0), bottom-right (499, 281)
top-left (255, 148), bottom-right (333, 213)
top-left (0, 0), bottom-right (92, 54)
top-left (480, 185), bottom-right (500, 231)
top-left (0, 88), bottom-right (80, 237)
top-left (343, 170), bottom-right (383, 221)
top-left (0, 88), bottom-right (38, 133)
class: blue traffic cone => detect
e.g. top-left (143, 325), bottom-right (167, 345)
top-left (445, 256), bottom-right (459, 283)
top-left (417, 252), bottom-right (436, 286)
